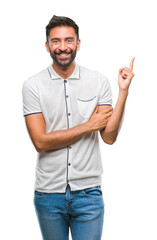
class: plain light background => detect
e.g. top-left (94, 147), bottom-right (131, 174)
top-left (0, 0), bottom-right (157, 239)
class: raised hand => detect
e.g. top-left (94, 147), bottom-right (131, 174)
top-left (118, 57), bottom-right (135, 91)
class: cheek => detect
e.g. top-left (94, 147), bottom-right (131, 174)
top-left (50, 46), bottom-right (59, 53)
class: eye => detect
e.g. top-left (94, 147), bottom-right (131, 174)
top-left (54, 40), bottom-right (59, 44)
top-left (67, 39), bottom-right (73, 43)
top-left (52, 39), bottom-right (59, 44)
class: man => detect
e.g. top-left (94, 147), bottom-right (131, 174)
top-left (22, 15), bottom-right (135, 240)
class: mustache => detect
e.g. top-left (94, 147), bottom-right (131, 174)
top-left (54, 49), bottom-right (73, 55)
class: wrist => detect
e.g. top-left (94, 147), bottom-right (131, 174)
top-left (119, 88), bottom-right (129, 98)
top-left (84, 118), bottom-right (98, 133)
top-left (82, 121), bottom-right (94, 134)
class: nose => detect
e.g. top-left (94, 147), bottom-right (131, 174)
top-left (59, 41), bottom-right (67, 51)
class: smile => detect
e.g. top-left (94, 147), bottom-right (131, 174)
top-left (58, 53), bottom-right (69, 56)
top-left (57, 53), bottom-right (71, 59)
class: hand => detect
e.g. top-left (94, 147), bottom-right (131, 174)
top-left (118, 57), bottom-right (135, 91)
top-left (88, 105), bottom-right (113, 131)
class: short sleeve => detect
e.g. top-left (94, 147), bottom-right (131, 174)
top-left (22, 78), bottom-right (42, 117)
top-left (98, 73), bottom-right (112, 106)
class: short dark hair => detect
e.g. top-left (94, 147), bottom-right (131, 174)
top-left (46, 15), bottom-right (79, 42)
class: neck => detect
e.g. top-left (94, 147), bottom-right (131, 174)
top-left (52, 61), bottom-right (76, 79)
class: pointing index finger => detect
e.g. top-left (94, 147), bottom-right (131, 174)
top-left (129, 57), bottom-right (135, 71)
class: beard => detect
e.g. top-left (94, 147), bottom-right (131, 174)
top-left (49, 47), bottom-right (77, 68)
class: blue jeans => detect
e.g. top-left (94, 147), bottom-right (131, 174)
top-left (34, 185), bottom-right (104, 240)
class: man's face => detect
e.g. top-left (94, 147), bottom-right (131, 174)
top-left (46, 26), bottom-right (80, 68)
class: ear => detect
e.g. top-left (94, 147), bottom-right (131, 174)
top-left (76, 39), bottom-right (81, 51)
top-left (45, 42), bottom-right (50, 53)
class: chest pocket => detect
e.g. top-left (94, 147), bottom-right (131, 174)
top-left (77, 96), bottom-right (97, 119)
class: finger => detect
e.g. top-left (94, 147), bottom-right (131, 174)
top-left (129, 57), bottom-right (135, 71)
top-left (98, 105), bottom-right (113, 112)
top-left (105, 111), bottom-right (113, 118)
top-left (119, 67), bottom-right (124, 74)
top-left (103, 106), bottom-right (113, 112)
top-left (123, 67), bottom-right (131, 72)
top-left (120, 69), bottom-right (129, 77)
top-left (122, 68), bottom-right (135, 75)
top-left (121, 71), bottom-right (135, 80)
top-left (93, 105), bottom-right (99, 114)
top-left (100, 108), bottom-right (113, 115)
top-left (105, 116), bottom-right (112, 122)
top-left (121, 69), bottom-right (129, 74)
top-left (123, 68), bottom-right (135, 78)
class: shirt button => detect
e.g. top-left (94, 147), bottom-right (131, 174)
top-left (69, 146), bottom-right (72, 149)
top-left (68, 163), bottom-right (71, 166)
top-left (68, 113), bottom-right (71, 116)
top-left (64, 80), bottom-right (67, 83)
top-left (66, 95), bottom-right (69, 98)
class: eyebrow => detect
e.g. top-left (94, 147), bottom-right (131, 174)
top-left (50, 37), bottom-right (75, 42)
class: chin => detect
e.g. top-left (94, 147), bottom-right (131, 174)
top-left (57, 59), bottom-right (74, 68)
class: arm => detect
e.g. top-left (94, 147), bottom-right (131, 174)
top-left (25, 106), bottom-right (113, 152)
top-left (100, 57), bottom-right (135, 144)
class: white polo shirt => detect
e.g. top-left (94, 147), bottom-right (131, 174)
top-left (22, 63), bottom-right (112, 193)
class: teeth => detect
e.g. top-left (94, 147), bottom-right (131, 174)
top-left (59, 54), bottom-right (68, 56)
top-left (59, 53), bottom-right (68, 57)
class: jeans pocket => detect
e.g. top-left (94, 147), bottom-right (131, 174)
top-left (34, 191), bottom-right (50, 199)
top-left (82, 186), bottom-right (103, 198)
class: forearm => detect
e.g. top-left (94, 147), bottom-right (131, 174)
top-left (100, 89), bottom-right (128, 144)
top-left (36, 122), bottom-right (91, 152)
top-left (26, 106), bottom-right (112, 152)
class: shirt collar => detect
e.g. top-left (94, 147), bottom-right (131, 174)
top-left (48, 63), bottom-right (80, 80)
